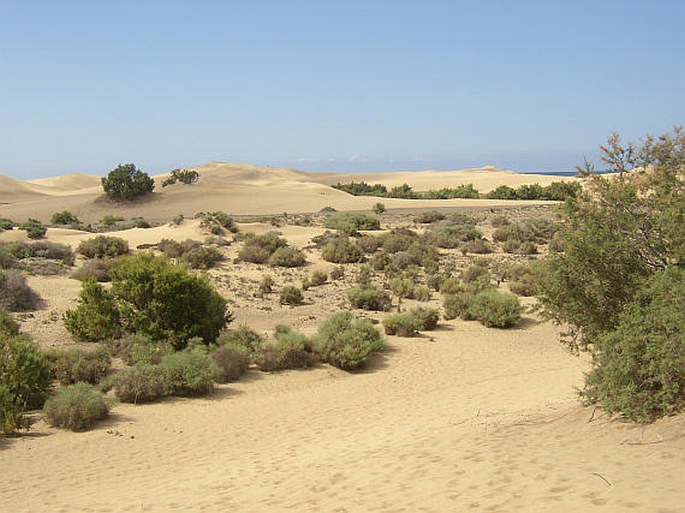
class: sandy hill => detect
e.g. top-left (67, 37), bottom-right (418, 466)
top-left (0, 163), bottom-right (577, 224)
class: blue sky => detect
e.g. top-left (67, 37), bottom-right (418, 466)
top-left (1, 0), bottom-right (683, 178)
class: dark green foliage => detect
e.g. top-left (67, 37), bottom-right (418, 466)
top-left (487, 185), bottom-right (518, 200)
top-left (0, 269), bottom-right (43, 311)
top-left (238, 232), bottom-right (288, 263)
top-left (20, 219), bottom-right (47, 239)
top-left (162, 168), bottom-right (199, 187)
top-left (426, 224), bottom-right (483, 248)
top-left (383, 313), bottom-right (422, 337)
top-left (211, 343), bottom-right (251, 382)
top-left (51, 211), bottom-right (80, 225)
top-left (443, 292), bottom-right (477, 321)
top-left (487, 181), bottom-right (580, 201)
top-left (348, 284), bottom-right (391, 311)
top-left (43, 383), bottom-right (110, 431)
top-left (321, 235), bottom-right (365, 263)
top-left (536, 129), bottom-right (685, 421)
top-left (1, 331), bottom-right (52, 433)
top-left (182, 245), bottom-right (224, 269)
top-left (314, 312), bottom-right (384, 370)
top-left (542, 181), bottom-right (582, 200)
top-left (0, 218), bottom-right (13, 231)
top-left (388, 183), bottom-right (417, 199)
top-left (111, 254), bottom-right (230, 348)
top-left (159, 349), bottom-right (221, 396)
top-left (515, 183), bottom-right (545, 200)
top-left (332, 181), bottom-right (388, 197)
top-left (125, 335), bottom-right (174, 365)
top-left (422, 184), bottom-right (480, 199)
top-left (77, 235), bottom-right (129, 258)
top-left (101, 163), bottom-right (155, 201)
top-left (324, 213), bottom-right (381, 235)
top-left (373, 202), bottom-right (386, 215)
top-left (46, 345), bottom-right (111, 385)
top-left (0, 310), bottom-right (19, 337)
top-left (256, 327), bottom-right (314, 371)
top-left (269, 246), bottom-right (306, 268)
top-left (100, 215), bottom-right (125, 227)
top-left (108, 364), bottom-right (170, 403)
top-left (63, 279), bottom-right (121, 342)
top-left (582, 269), bottom-right (685, 422)
top-left (280, 285), bottom-right (304, 305)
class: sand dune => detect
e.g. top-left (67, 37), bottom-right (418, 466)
top-left (0, 163), bottom-right (574, 224)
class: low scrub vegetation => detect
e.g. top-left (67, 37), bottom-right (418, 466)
top-left (324, 213), bottom-right (381, 235)
top-left (321, 235), bottom-right (364, 264)
top-left (50, 210), bottom-right (80, 225)
top-left (314, 312), bottom-right (384, 370)
top-left (20, 219), bottom-right (47, 239)
top-left (46, 345), bottom-right (111, 385)
top-left (280, 285), bottom-right (304, 305)
top-left (43, 383), bottom-right (110, 431)
top-left (162, 168), bottom-right (199, 187)
top-left (77, 236), bottom-right (129, 259)
top-left (0, 269), bottom-right (43, 311)
top-left (255, 326), bottom-right (315, 371)
top-left (348, 283), bottom-right (392, 311)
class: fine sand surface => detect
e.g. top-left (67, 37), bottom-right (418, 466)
top-left (1, 164), bottom-right (683, 512)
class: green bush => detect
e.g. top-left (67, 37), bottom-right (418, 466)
top-left (410, 306), bottom-right (440, 330)
top-left (0, 310), bottom-right (19, 337)
top-left (413, 285), bottom-right (432, 302)
top-left (464, 239), bottom-right (494, 254)
top-left (324, 213), bottom-right (381, 235)
top-left (280, 285), bottom-right (304, 306)
top-left (383, 313), bottom-right (422, 337)
top-left (211, 343), bottom-right (251, 382)
top-left (388, 183), bottom-right (417, 199)
top-left (238, 232), bottom-right (287, 264)
top-left (64, 279), bottom-right (121, 342)
top-left (0, 218), bottom-right (13, 231)
top-left (100, 215), bottom-right (125, 227)
top-left (332, 181), bottom-right (388, 197)
top-left (470, 290), bottom-right (522, 328)
top-left (502, 240), bottom-right (538, 255)
top-left (65, 254), bottom-right (231, 348)
top-left (108, 364), bottom-right (170, 404)
top-left (200, 211), bottom-right (238, 234)
top-left (487, 185), bottom-right (518, 200)
top-left (101, 163), bottom-right (155, 201)
top-left (581, 269), bottom-right (685, 422)
top-left (256, 327), bottom-right (314, 371)
top-left (269, 246), bottom-right (306, 268)
top-left (0, 331), bottom-right (52, 431)
top-left (348, 284), bottom-right (391, 311)
top-left (321, 235), bottom-right (365, 264)
top-left (372, 202), bottom-right (386, 215)
top-left (77, 236), bottom-right (129, 258)
top-left (182, 245), bottom-right (224, 269)
top-left (217, 325), bottom-right (264, 353)
top-left (20, 219), bottom-right (47, 239)
top-left (43, 383), bottom-right (110, 431)
top-left (426, 224), bottom-right (483, 248)
top-left (314, 311), bottom-right (384, 370)
top-left (127, 337), bottom-right (174, 366)
top-left (162, 168), bottom-right (199, 187)
top-left (415, 210), bottom-right (445, 224)
top-left (46, 345), bottom-right (111, 385)
top-left (160, 349), bottom-right (221, 396)
top-left (443, 292), bottom-right (477, 321)
top-left (51, 211), bottom-right (80, 225)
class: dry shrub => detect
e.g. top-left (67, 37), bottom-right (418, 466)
top-left (211, 343), bottom-right (250, 382)
top-left (109, 365), bottom-right (170, 404)
top-left (0, 269), bottom-right (42, 311)
top-left (46, 345), bottom-right (111, 385)
top-left (43, 383), bottom-right (110, 432)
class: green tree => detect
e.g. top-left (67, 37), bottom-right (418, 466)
top-left (536, 128), bottom-right (685, 421)
top-left (101, 163), bottom-right (155, 201)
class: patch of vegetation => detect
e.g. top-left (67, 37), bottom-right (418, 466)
top-left (199, 211), bottom-right (238, 235)
top-left (469, 290), bottom-right (522, 328)
top-left (372, 202), bottom-right (386, 215)
top-left (43, 383), bottom-right (110, 431)
top-left (414, 210), bottom-right (445, 224)
top-left (77, 235), bottom-right (129, 259)
top-left (332, 181), bottom-right (388, 197)
top-left (162, 168), bottom-right (200, 187)
top-left (255, 326), bottom-right (315, 371)
top-left (72, 258), bottom-right (119, 282)
top-left (211, 343), bottom-right (251, 382)
top-left (383, 313), bottom-right (422, 337)
top-left (0, 269), bottom-right (43, 311)
top-left (50, 210), bottom-right (80, 225)
top-left (268, 246), bottom-right (306, 268)
top-left (348, 284), bottom-right (391, 311)
top-left (108, 364), bottom-right (170, 404)
top-left (20, 219), bottom-right (47, 239)
top-left (0, 218), bottom-right (14, 231)
top-left (159, 349), bottom-right (221, 397)
top-left (324, 213), bottom-right (381, 235)
top-left (321, 235), bottom-right (365, 264)
top-left (422, 184), bottom-right (480, 199)
top-left (65, 254), bottom-right (231, 349)
top-left (101, 163), bottom-right (155, 201)
top-left (46, 345), bottom-right (111, 385)
top-left (238, 232), bottom-right (288, 264)
top-left (314, 311), bottom-right (384, 370)
top-left (280, 285), bottom-right (304, 306)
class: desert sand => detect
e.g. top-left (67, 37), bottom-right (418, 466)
top-left (1, 164), bottom-right (683, 513)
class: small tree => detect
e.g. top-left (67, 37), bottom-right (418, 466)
top-left (101, 163), bottom-right (155, 201)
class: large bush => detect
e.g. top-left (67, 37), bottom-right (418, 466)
top-left (469, 290), bottom-right (522, 328)
top-left (348, 284), bottom-right (391, 311)
top-left (536, 129), bottom-right (685, 421)
top-left (64, 254), bottom-right (231, 349)
top-left (43, 383), bottom-right (110, 431)
top-left (101, 163), bottom-right (155, 201)
top-left (321, 235), bottom-right (364, 264)
top-left (314, 312), bottom-right (384, 370)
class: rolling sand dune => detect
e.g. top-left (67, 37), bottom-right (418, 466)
top-left (0, 163), bottom-right (573, 224)
top-left (1, 164), bottom-right (683, 512)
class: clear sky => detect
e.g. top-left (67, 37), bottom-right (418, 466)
top-left (1, 0), bottom-right (683, 179)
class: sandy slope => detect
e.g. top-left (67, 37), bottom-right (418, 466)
top-left (1, 167), bottom-right (683, 512)
top-left (0, 162), bottom-right (572, 224)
